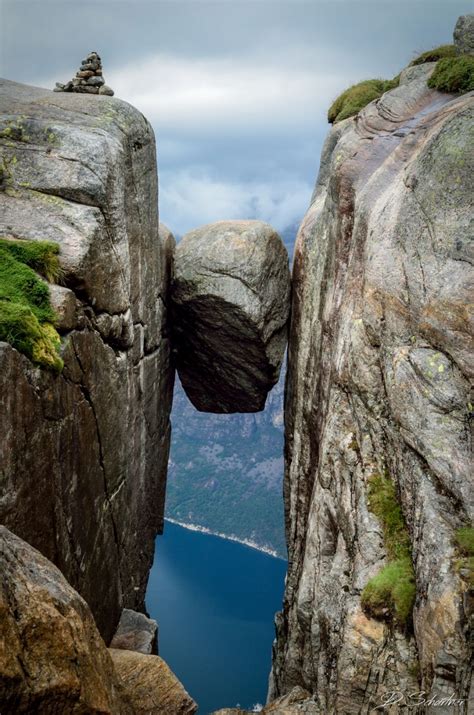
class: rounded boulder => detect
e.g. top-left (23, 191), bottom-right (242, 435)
top-left (171, 220), bottom-right (291, 413)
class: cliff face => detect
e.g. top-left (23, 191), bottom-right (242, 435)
top-left (271, 65), bottom-right (473, 710)
top-left (0, 79), bottom-right (174, 641)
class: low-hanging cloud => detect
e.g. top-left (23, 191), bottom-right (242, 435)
top-left (159, 168), bottom-right (313, 237)
top-left (107, 53), bottom-right (350, 135)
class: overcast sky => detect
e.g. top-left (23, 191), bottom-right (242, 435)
top-left (0, 0), bottom-right (471, 237)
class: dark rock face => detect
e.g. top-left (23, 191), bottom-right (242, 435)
top-left (171, 220), bottom-right (290, 413)
top-left (0, 79), bottom-right (174, 642)
top-left (270, 62), bottom-right (473, 711)
top-left (0, 527), bottom-right (127, 714)
top-left (454, 14), bottom-right (474, 55)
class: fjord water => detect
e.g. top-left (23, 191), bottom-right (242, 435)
top-left (146, 521), bottom-right (287, 714)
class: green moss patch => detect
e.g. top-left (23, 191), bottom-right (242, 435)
top-left (454, 527), bottom-right (474, 588)
top-left (410, 44), bottom-right (456, 66)
top-left (455, 527), bottom-right (474, 556)
top-left (428, 55), bottom-right (474, 95)
top-left (361, 557), bottom-right (416, 625)
top-left (361, 474), bottom-right (415, 628)
top-left (328, 77), bottom-right (400, 124)
top-left (0, 238), bottom-right (63, 372)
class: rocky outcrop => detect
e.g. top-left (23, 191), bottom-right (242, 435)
top-left (171, 220), bottom-right (290, 413)
top-left (0, 78), bottom-right (174, 642)
top-left (0, 527), bottom-right (197, 714)
top-left (454, 15), bottom-right (474, 55)
top-left (212, 687), bottom-right (317, 714)
top-left (271, 48), bottom-right (473, 713)
top-left (110, 649), bottom-right (197, 714)
top-left (0, 527), bottom-right (126, 713)
top-left (110, 608), bottom-right (158, 655)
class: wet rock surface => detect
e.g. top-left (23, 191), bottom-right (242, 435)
top-left (0, 78), bottom-right (174, 642)
top-left (171, 220), bottom-right (290, 413)
top-left (270, 44), bottom-right (473, 713)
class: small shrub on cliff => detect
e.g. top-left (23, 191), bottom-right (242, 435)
top-left (428, 56), bottom-right (474, 94)
top-left (410, 44), bottom-right (456, 66)
top-left (328, 76), bottom-right (400, 124)
top-left (0, 239), bottom-right (63, 372)
top-left (455, 527), bottom-right (474, 556)
top-left (454, 527), bottom-right (474, 588)
top-left (361, 557), bottom-right (415, 626)
top-left (361, 473), bottom-right (415, 628)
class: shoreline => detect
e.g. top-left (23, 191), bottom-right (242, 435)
top-left (164, 517), bottom-right (286, 561)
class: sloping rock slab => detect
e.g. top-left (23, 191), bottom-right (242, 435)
top-left (110, 648), bottom-right (197, 714)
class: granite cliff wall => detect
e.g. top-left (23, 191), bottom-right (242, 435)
top-left (0, 79), bottom-right (174, 642)
top-left (270, 48), bottom-right (473, 715)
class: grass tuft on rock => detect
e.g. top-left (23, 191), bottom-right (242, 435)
top-left (0, 239), bottom-right (63, 372)
top-left (0, 237), bottom-right (62, 283)
top-left (361, 557), bottom-right (416, 626)
top-left (455, 527), bottom-right (474, 556)
top-left (427, 55), bottom-right (474, 95)
top-left (361, 473), bottom-right (415, 628)
top-left (454, 527), bottom-right (474, 588)
top-left (328, 76), bottom-right (400, 124)
top-left (410, 44), bottom-right (457, 66)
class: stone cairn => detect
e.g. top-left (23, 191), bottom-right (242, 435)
top-left (54, 51), bottom-right (114, 96)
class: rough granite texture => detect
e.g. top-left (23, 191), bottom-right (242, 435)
top-left (212, 687), bottom-right (318, 714)
top-left (110, 649), bottom-right (197, 714)
top-left (270, 64), bottom-right (473, 712)
top-left (0, 527), bottom-right (128, 714)
top-left (0, 78), bottom-right (174, 642)
top-left (454, 14), bottom-right (474, 55)
top-left (110, 608), bottom-right (158, 655)
top-left (171, 220), bottom-right (291, 413)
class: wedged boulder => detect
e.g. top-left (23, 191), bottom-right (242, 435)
top-left (110, 608), bottom-right (158, 655)
top-left (0, 527), bottom-right (126, 714)
top-left (110, 649), bottom-right (197, 714)
top-left (171, 220), bottom-right (291, 413)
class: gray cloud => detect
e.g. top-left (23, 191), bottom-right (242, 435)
top-left (1, 0), bottom-right (472, 236)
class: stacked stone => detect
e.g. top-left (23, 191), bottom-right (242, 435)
top-left (54, 51), bottom-right (114, 96)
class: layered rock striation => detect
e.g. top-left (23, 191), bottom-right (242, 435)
top-left (171, 220), bottom-right (291, 413)
top-left (0, 78), bottom-right (174, 642)
top-left (271, 47), bottom-right (473, 713)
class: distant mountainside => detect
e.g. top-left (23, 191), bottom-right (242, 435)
top-left (164, 223), bottom-right (298, 559)
top-left (165, 372), bottom-right (286, 557)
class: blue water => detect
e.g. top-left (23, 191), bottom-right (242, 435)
top-left (146, 521), bottom-right (287, 714)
